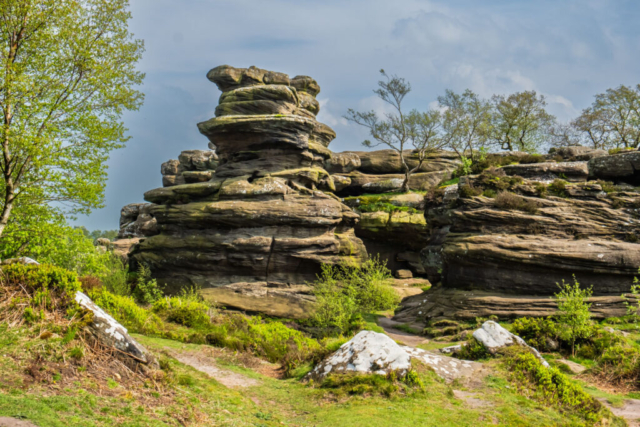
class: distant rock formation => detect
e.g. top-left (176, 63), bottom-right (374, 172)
top-left (128, 65), bottom-right (367, 318)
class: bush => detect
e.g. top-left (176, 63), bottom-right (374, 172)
top-left (457, 337), bottom-right (491, 360)
top-left (503, 348), bottom-right (605, 422)
top-left (548, 179), bottom-right (567, 196)
top-left (88, 288), bottom-right (164, 335)
top-left (1, 264), bottom-right (82, 317)
top-left (153, 288), bottom-right (211, 328)
top-left (458, 184), bottom-right (482, 199)
top-left (309, 256), bottom-right (399, 336)
top-left (511, 317), bottom-right (560, 352)
top-left (494, 191), bottom-right (538, 214)
top-left (132, 264), bottom-right (163, 305)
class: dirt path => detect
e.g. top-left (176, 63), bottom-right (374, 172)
top-left (377, 316), bottom-right (428, 347)
top-left (169, 349), bottom-right (259, 388)
top-left (599, 398), bottom-right (640, 426)
top-left (0, 418), bottom-right (39, 427)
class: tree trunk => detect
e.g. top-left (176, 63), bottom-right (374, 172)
top-left (401, 172), bottom-right (410, 193)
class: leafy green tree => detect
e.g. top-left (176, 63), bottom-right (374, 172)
top-left (489, 91), bottom-right (555, 152)
top-left (0, 0), bottom-right (144, 239)
top-left (345, 70), bottom-right (446, 192)
top-left (572, 85), bottom-right (640, 149)
top-left (554, 276), bottom-right (594, 357)
top-left (438, 89), bottom-right (492, 162)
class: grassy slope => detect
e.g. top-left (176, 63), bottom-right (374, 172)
top-left (0, 325), bottom-right (616, 427)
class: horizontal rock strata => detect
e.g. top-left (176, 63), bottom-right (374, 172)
top-left (129, 66), bottom-right (366, 317)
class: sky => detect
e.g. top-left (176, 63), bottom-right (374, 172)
top-left (75, 0), bottom-right (640, 230)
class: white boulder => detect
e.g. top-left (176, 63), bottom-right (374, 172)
top-left (473, 321), bottom-right (549, 367)
top-left (75, 291), bottom-right (156, 366)
top-left (308, 330), bottom-right (482, 382)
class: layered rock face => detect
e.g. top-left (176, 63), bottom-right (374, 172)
top-left (395, 152), bottom-right (640, 323)
top-left (328, 149), bottom-right (459, 196)
top-left (161, 150), bottom-right (219, 187)
top-left (129, 66), bottom-right (366, 318)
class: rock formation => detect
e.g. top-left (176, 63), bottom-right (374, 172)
top-left (161, 149), bottom-right (219, 187)
top-left (394, 150), bottom-right (640, 325)
top-left (128, 65), bottom-right (367, 318)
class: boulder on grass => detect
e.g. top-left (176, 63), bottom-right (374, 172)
top-left (1, 257), bottom-right (39, 265)
top-left (472, 321), bottom-right (549, 367)
top-left (308, 330), bottom-right (482, 382)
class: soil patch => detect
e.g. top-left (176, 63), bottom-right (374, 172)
top-left (599, 398), bottom-right (640, 427)
top-left (0, 418), bottom-right (39, 427)
top-left (168, 348), bottom-right (260, 388)
top-left (377, 316), bottom-right (428, 347)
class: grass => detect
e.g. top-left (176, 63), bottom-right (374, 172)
top-left (0, 322), bottom-right (622, 427)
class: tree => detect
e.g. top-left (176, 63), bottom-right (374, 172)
top-left (554, 276), bottom-right (594, 357)
top-left (572, 85), bottom-right (640, 150)
top-left (489, 91), bottom-right (555, 153)
top-left (571, 107), bottom-right (614, 149)
top-left (548, 121), bottom-right (582, 148)
top-left (345, 70), bottom-right (446, 192)
top-left (0, 0), bottom-right (144, 239)
top-left (438, 89), bottom-right (492, 162)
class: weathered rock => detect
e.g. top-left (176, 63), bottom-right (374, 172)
top-left (500, 161), bottom-right (589, 182)
top-left (394, 287), bottom-right (633, 324)
top-left (118, 203), bottom-right (157, 239)
top-left (556, 359), bottom-right (587, 374)
top-left (1, 257), bottom-right (39, 265)
top-left (129, 67), bottom-right (367, 315)
top-left (472, 321), bottom-right (549, 366)
top-left (553, 146), bottom-right (608, 161)
top-left (308, 330), bottom-right (482, 383)
top-left (353, 149), bottom-right (459, 175)
top-left (94, 238), bottom-right (111, 247)
top-left (336, 170), bottom-right (449, 196)
top-left (325, 152), bottom-right (361, 174)
top-left (75, 291), bottom-right (156, 366)
top-left (589, 150), bottom-right (640, 185)
top-left (395, 269), bottom-right (413, 279)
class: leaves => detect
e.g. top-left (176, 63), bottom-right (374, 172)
top-left (0, 0), bottom-right (144, 238)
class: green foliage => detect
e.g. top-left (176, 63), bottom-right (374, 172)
top-left (88, 288), bottom-right (163, 335)
top-left (459, 156), bottom-right (473, 176)
top-left (548, 179), bottom-right (568, 196)
top-left (503, 348), bottom-right (605, 422)
top-left (490, 91), bottom-right (555, 153)
top-left (458, 184), bottom-right (482, 199)
top-left (622, 268), bottom-right (640, 321)
top-left (205, 314), bottom-right (322, 375)
top-left (457, 337), bottom-right (491, 360)
top-left (554, 276), bottom-right (595, 356)
top-left (2, 264), bottom-right (81, 316)
top-left (596, 180), bottom-right (616, 194)
top-left (318, 370), bottom-right (424, 397)
top-left (511, 317), bottom-right (560, 352)
top-left (153, 288), bottom-right (211, 328)
top-left (438, 177), bottom-right (459, 187)
top-left (132, 264), bottom-right (162, 305)
top-left (494, 191), bottom-right (538, 214)
top-left (77, 227), bottom-right (118, 242)
top-left (0, 0), bottom-right (144, 240)
top-left (309, 257), bottom-right (399, 336)
top-left (476, 167), bottom-right (524, 191)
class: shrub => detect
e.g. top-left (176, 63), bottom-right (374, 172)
top-left (88, 288), bottom-right (164, 335)
top-left (519, 154), bottom-right (546, 164)
top-left (554, 276), bottom-right (594, 357)
top-left (623, 268), bottom-right (640, 320)
top-left (548, 179), bottom-right (567, 196)
top-left (503, 348), bottom-right (605, 422)
top-left (132, 264), bottom-right (163, 305)
top-left (458, 184), bottom-right (482, 199)
top-left (457, 337), bottom-right (491, 360)
top-left (308, 256), bottom-right (399, 336)
top-left (596, 180), bottom-right (616, 194)
top-left (494, 191), bottom-right (538, 214)
top-left (1, 264), bottom-right (82, 317)
top-left (534, 182), bottom-right (548, 198)
top-left (153, 287), bottom-right (211, 328)
top-left (511, 317), bottom-right (560, 352)
top-left (596, 344), bottom-right (640, 384)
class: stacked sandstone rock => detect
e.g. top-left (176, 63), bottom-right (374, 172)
top-left (161, 149), bottom-right (219, 187)
top-left (129, 65), bottom-right (367, 318)
top-left (394, 147), bottom-right (640, 324)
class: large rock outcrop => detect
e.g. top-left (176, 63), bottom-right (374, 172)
top-left (129, 66), bottom-right (366, 318)
top-left (395, 157), bottom-right (640, 324)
